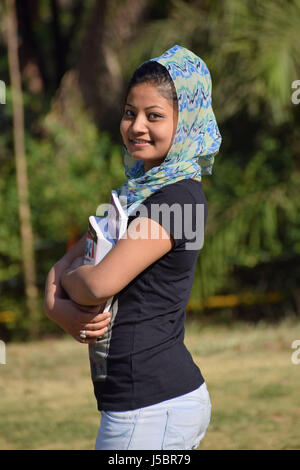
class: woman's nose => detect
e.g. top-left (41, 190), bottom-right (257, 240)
top-left (130, 113), bottom-right (148, 134)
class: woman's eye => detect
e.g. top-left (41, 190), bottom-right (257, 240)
top-left (123, 110), bottom-right (162, 119)
top-left (149, 113), bottom-right (161, 119)
top-left (124, 109), bottom-right (133, 117)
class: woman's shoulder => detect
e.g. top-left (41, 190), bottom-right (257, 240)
top-left (128, 179), bottom-right (206, 224)
top-left (148, 178), bottom-right (202, 195)
top-left (145, 178), bottom-right (205, 204)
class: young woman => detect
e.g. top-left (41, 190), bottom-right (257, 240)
top-left (44, 45), bottom-right (221, 450)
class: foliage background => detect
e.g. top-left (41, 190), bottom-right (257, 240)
top-left (0, 0), bottom-right (300, 340)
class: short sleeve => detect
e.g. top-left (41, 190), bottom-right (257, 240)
top-left (127, 182), bottom-right (208, 251)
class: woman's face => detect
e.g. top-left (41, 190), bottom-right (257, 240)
top-left (120, 83), bottom-right (178, 172)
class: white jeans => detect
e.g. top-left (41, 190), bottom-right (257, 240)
top-left (95, 382), bottom-right (211, 450)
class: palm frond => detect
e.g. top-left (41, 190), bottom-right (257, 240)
top-left (192, 172), bottom-right (300, 300)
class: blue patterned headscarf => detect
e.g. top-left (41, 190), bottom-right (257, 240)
top-left (116, 45), bottom-right (222, 214)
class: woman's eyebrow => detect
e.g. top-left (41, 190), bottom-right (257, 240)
top-left (125, 103), bottom-right (164, 110)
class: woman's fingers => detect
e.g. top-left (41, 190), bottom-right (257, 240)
top-left (63, 300), bottom-right (111, 344)
top-left (81, 311), bottom-right (111, 325)
top-left (78, 325), bottom-right (110, 344)
top-left (83, 322), bottom-right (110, 333)
top-left (86, 326), bottom-right (109, 339)
top-left (75, 327), bottom-right (108, 344)
top-left (78, 311), bottom-right (111, 344)
top-left (83, 315), bottom-right (111, 331)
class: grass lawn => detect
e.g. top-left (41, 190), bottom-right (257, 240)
top-left (0, 317), bottom-right (299, 450)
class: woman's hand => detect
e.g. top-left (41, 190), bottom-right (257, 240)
top-left (49, 298), bottom-right (111, 344)
top-left (44, 258), bottom-right (111, 344)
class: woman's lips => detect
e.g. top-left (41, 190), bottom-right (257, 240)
top-left (129, 139), bottom-right (153, 148)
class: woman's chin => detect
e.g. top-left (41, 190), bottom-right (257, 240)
top-left (128, 152), bottom-right (165, 171)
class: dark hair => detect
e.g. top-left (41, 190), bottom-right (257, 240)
top-left (125, 61), bottom-right (178, 106)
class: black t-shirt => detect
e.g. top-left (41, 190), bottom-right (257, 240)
top-left (91, 178), bottom-right (208, 411)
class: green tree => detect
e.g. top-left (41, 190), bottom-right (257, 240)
top-left (123, 0), bottom-right (300, 307)
top-left (5, 0), bottom-right (39, 335)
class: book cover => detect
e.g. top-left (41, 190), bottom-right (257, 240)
top-left (83, 191), bottom-right (128, 313)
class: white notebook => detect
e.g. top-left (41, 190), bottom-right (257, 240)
top-left (83, 190), bottom-right (128, 312)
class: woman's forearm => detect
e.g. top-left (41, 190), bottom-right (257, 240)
top-left (44, 259), bottom-right (69, 316)
top-left (44, 234), bottom-right (87, 316)
top-left (47, 232), bottom-right (109, 307)
top-left (44, 251), bottom-right (110, 343)
top-left (61, 264), bottom-right (109, 306)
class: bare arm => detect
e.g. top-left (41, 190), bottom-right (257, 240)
top-left (61, 217), bottom-right (174, 306)
top-left (45, 233), bottom-right (87, 305)
top-left (44, 233), bottom-right (111, 343)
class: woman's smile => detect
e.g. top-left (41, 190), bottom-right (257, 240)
top-left (129, 138), bottom-right (154, 148)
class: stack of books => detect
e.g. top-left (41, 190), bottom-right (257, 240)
top-left (83, 190), bottom-right (128, 313)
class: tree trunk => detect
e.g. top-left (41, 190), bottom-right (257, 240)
top-left (5, 0), bottom-right (39, 336)
top-left (15, 0), bottom-right (47, 93)
top-left (78, 0), bottom-right (149, 139)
